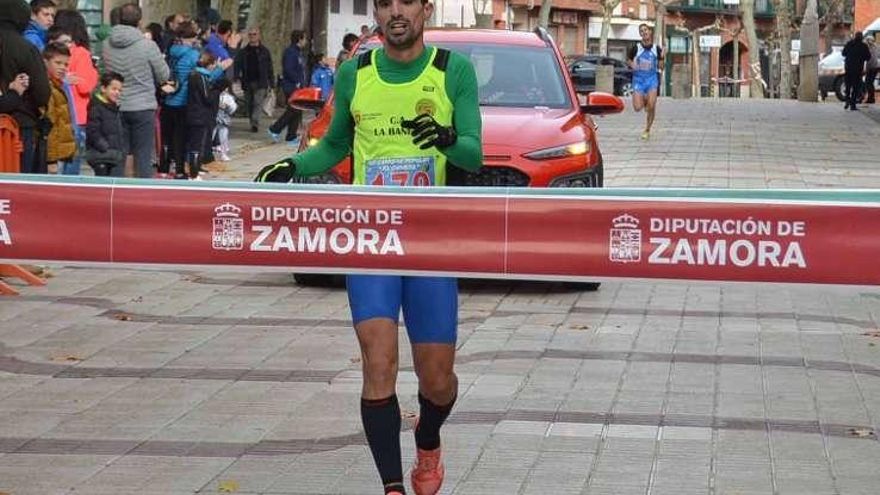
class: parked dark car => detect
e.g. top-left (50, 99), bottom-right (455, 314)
top-left (568, 55), bottom-right (633, 96)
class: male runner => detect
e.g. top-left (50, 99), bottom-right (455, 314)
top-left (255, 0), bottom-right (482, 493)
top-left (628, 23), bottom-right (663, 140)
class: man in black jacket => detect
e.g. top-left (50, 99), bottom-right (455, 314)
top-left (234, 26), bottom-right (273, 132)
top-left (843, 31), bottom-right (872, 111)
top-left (0, 0), bottom-right (50, 173)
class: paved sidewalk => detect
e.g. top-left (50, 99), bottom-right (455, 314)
top-left (1, 99), bottom-right (880, 495)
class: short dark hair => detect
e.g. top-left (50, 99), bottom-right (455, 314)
top-left (854, 31), bottom-right (864, 41)
top-left (175, 20), bottom-right (198, 40)
top-left (118, 3), bottom-right (142, 27)
top-left (218, 20), bottom-right (233, 35)
top-left (30, 0), bottom-right (55, 15)
top-left (639, 23), bottom-right (652, 32)
top-left (146, 22), bottom-right (163, 43)
top-left (54, 10), bottom-right (90, 50)
top-left (164, 14), bottom-right (176, 29)
top-left (342, 32), bottom-right (359, 50)
top-left (43, 41), bottom-right (70, 60)
top-left (214, 77), bottom-right (230, 92)
top-left (100, 71), bottom-right (124, 87)
top-left (47, 25), bottom-right (66, 43)
top-left (290, 29), bottom-right (305, 45)
top-left (109, 6), bottom-right (121, 26)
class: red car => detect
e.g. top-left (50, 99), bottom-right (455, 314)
top-left (291, 27), bottom-right (623, 188)
top-left (289, 27), bottom-right (623, 288)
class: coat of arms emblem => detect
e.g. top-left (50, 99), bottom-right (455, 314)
top-left (609, 213), bottom-right (641, 263)
top-left (212, 203), bottom-right (244, 251)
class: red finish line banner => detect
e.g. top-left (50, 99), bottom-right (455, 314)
top-left (2, 177), bottom-right (880, 285)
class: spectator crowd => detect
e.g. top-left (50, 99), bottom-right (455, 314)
top-left (0, 0), bottom-right (358, 179)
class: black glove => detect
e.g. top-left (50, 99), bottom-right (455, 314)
top-left (254, 158), bottom-right (297, 183)
top-left (401, 114), bottom-right (457, 150)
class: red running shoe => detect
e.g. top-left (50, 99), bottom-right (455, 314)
top-left (411, 446), bottom-right (444, 495)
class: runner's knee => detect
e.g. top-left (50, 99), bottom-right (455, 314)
top-left (418, 370), bottom-right (457, 401)
top-left (362, 353), bottom-right (399, 389)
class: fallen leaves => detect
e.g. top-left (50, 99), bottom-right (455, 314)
top-left (863, 331), bottom-right (880, 338)
top-left (847, 427), bottom-right (875, 438)
top-left (50, 354), bottom-right (83, 363)
top-left (113, 312), bottom-right (133, 321)
top-left (568, 324), bottom-right (590, 331)
top-left (218, 479), bottom-right (240, 492)
top-left (349, 357), bottom-right (361, 364)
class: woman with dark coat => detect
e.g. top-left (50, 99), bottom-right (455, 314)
top-left (184, 51), bottom-right (221, 180)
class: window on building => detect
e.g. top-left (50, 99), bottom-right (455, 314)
top-left (331, 0), bottom-right (340, 14)
top-left (354, 0), bottom-right (367, 15)
top-left (77, 0), bottom-right (104, 44)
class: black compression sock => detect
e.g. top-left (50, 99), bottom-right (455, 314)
top-left (383, 481), bottom-right (406, 494)
top-left (415, 392), bottom-right (457, 451)
top-left (361, 395), bottom-right (404, 491)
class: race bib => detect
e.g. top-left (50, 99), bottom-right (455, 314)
top-left (365, 157), bottom-right (435, 186)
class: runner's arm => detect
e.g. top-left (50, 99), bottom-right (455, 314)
top-left (443, 53), bottom-right (483, 172)
top-left (291, 61), bottom-right (357, 176)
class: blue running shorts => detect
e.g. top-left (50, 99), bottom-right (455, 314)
top-left (633, 75), bottom-right (660, 96)
top-left (346, 274), bottom-right (458, 344)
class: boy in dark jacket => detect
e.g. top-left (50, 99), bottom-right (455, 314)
top-left (185, 51), bottom-right (221, 180)
top-left (86, 72), bottom-right (125, 176)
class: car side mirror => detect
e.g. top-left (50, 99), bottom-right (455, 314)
top-left (580, 91), bottom-right (624, 115)
top-left (289, 87), bottom-right (324, 112)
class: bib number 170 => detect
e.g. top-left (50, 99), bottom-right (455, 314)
top-left (371, 170), bottom-right (432, 186)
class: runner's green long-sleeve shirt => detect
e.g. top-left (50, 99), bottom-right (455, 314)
top-left (292, 46), bottom-right (483, 177)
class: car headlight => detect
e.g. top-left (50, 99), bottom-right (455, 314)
top-left (523, 142), bottom-right (589, 160)
top-left (307, 137), bottom-right (319, 147)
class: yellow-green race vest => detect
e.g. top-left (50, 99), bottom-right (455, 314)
top-left (350, 47), bottom-right (453, 186)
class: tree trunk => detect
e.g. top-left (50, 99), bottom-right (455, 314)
top-left (599, 3), bottom-right (616, 57)
top-left (773, 0), bottom-right (793, 99)
top-left (740, 0), bottom-right (763, 98)
top-left (798, 0), bottom-right (819, 101)
top-left (653, 2), bottom-right (667, 49)
top-left (251, 0), bottom-right (294, 78)
top-left (217, 0), bottom-right (239, 26)
top-left (538, 0), bottom-right (552, 29)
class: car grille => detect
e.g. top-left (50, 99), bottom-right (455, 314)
top-left (448, 165), bottom-right (530, 187)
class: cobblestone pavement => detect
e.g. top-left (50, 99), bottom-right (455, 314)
top-left (1, 99), bottom-right (880, 494)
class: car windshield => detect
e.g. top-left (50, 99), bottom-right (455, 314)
top-left (357, 41), bottom-right (571, 109)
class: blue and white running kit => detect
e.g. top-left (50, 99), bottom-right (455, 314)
top-left (630, 43), bottom-right (662, 95)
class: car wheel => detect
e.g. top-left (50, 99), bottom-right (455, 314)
top-left (620, 82), bottom-right (633, 97)
top-left (834, 76), bottom-right (846, 102)
top-left (564, 282), bottom-right (601, 291)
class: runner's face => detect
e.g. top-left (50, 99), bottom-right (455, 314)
top-left (640, 26), bottom-right (652, 44)
top-left (374, 0), bottom-right (433, 50)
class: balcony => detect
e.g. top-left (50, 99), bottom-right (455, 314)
top-left (668, 0), bottom-right (774, 17)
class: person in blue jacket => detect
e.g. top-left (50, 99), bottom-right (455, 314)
top-left (23, 0), bottom-right (55, 51)
top-left (160, 20), bottom-right (230, 174)
top-left (268, 30), bottom-right (307, 145)
top-left (309, 53), bottom-right (333, 99)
